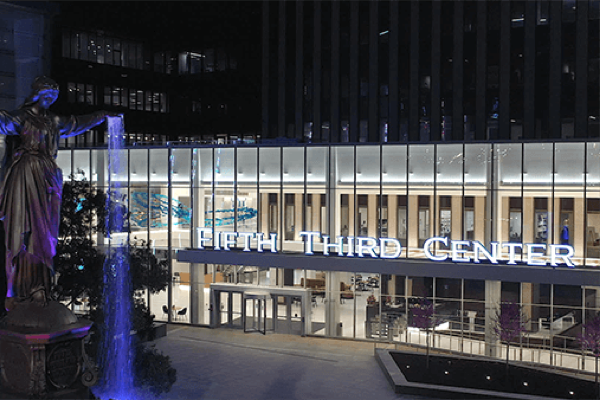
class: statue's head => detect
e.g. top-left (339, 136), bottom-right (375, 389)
top-left (21, 76), bottom-right (59, 109)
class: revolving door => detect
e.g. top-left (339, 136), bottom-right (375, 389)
top-left (243, 291), bottom-right (272, 334)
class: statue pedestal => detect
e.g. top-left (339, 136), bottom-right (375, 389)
top-left (0, 301), bottom-right (94, 399)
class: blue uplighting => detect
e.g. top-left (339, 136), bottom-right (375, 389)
top-left (93, 116), bottom-right (135, 400)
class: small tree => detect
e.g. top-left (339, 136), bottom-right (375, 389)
top-left (53, 173), bottom-right (175, 395)
top-left (493, 302), bottom-right (528, 372)
top-left (578, 314), bottom-right (600, 398)
top-left (411, 297), bottom-right (440, 368)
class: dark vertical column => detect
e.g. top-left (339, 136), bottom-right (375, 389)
top-left (431, 0), bottom-right (441, 141)
top-left (498, 0), bottom-right (511, 140)
top-left (575, 0), bottom-right (589, 138)
top-left (452, 1), bottom-right (464, 141)
top-left (262, 1), bottom-right (270, 139)
top-left (330, 0), bottom-right (341, 143)
top-left (549, 0), bottom-right (562, 139)
top-left (278, 0), bottom-right (286, 138)
top-left (295, 1), bottom-right (304, 141)
top-left (409, 1), bottom-right (420, 141)
top-left (389, 1), bottom-right (399, 142)
top-left (523, 0), bottom-right (536, 139)
top-left (368, 0), bottom-right (379, 142)
top-left (313, 2), bottom-right (322, 142)
top-left (349, 1), bottom-right (359, 142)
top-left (475, 0), bottom-right (487, 140)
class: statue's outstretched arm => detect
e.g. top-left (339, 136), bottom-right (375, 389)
top-left (58, 111), bottom-right (108, 138)
top-left (0, 110), bottom-right (21, 136)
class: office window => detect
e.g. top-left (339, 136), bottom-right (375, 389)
top-left (68, 82), bottom-right (95, 105)
top-left (145, 91), bottom-right (153, 112)
top-left (68, 82), bottom-right (77, 103)
top-left (62, 30), bottom-right (146, 70)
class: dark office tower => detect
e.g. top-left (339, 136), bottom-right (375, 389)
top-left (262, 0), bottom-right (600, 143)
top-left (51, 2), bottom-right (262, 146)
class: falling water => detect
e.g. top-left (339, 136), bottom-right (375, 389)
top-left (93, 115), bottom-right (135, 399)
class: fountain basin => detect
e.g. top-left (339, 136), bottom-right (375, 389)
top-left (0, 301), bottom-right (94, 399)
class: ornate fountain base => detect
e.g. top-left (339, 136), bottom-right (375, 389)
top-left (0, 301), bottom-right (95, 399)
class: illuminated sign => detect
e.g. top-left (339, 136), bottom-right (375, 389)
top-left (195, 229), bottom-right (576, 268)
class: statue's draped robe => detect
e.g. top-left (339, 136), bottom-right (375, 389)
top-left (0, 108), bottom-right (104, 300)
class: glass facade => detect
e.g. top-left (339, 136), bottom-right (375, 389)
top-left (59, 141), bottom-right (600, 374)
top-left (263, 1), bottom-right (600, 143)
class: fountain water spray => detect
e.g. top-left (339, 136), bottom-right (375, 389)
top-left (94, 115), bottom-right (135, 399)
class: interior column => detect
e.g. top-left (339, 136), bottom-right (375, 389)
top-left (388, 194), bottom-right (398, 240)
top-left (407, 195), bottom-right (418, 250)
top-left (474, 196), bottom-right (486, 242)
top-left (190, 264), bottom-right (206, 325)
top-left (484, 280), bottom-right (501, 357)
top-left (500, 195), bottom-right (509, 243)
top-left (553, 197), bottom-right (561, 244)
top-left (261, 192), bottom-right (269, 236)
top-left (574, 197), bottom-right (584, 258)
top-left (294, 193), bottom-right (303, 240)
top-left (325, 271), bottom-right (341, 337)
top-left (451, 195), bottom-right (462, 240)
top-left (191, 182), bottom-right (207, 324)
top-left (523, 197), bottom-right (534, 244)
top-left (348, 194), bottom-right (356, 236)
top-left (312, 193), bottom-right (321, 233)
top-left (368, 194), bottom-right (377, 237)
top-left (521, 281), bottom-right (540, 330)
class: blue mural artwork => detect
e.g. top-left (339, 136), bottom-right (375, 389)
top-left (130, 192), bottom-right (257, 228)
top-left (130, 192), bottom-right (190, 228)
top-left (205, 206), bottom-right (258, 227)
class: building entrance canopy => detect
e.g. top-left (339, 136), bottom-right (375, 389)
top-left (177, 248), bottom-right (597, 287)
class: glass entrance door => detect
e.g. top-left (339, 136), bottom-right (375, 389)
top-left (274, 295), bottom-right (303, 335)
top-left (214, 291), bottom-right (243, 329)
top-left (243, 292), bottom-right (271, 334)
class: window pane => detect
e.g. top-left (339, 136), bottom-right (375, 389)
top-left (408, 144), bottom-right (434, 185)
top-left (307, 147), bottom-right (327, 186)
top-left (382, 145), bottom-right (407, 186)
top-left (259, 147), bottom-right (281, 185)
top-left (524, 143), bottom-right (553, 185)
top-left (171, 148), bottom-right (191, 186)
top-left (436, 144), bottom-right (463, 185)
top-left (356, 145), bottom-right (380, 186)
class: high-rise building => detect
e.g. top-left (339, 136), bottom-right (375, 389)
top-left (262, 1), bottom-right (599, 142)
top-left (50, 1), bottom-right (262, 147)
top-left (0, 1), bottom-right (55, 110)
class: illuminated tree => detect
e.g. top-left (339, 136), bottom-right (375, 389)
top-left (578, 314), bottom-right (600, 397)
top-left (52, 173), bottom-right (175, 395)
top-left (493, 302), bottom-right (528, 371)
top-left (411, 297), bottom-right (441, 368)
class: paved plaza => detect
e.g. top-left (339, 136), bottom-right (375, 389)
top-left (151, 325), bottom-right (431, 400)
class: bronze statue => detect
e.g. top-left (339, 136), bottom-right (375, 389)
top-left (0, 76), bottom-right (115, 309)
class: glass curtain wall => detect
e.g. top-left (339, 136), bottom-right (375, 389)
top-left (57, 141), bottom-right (600, 374)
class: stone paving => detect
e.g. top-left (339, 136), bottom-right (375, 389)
top-left (151, 325), bottom-right (432, 400)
